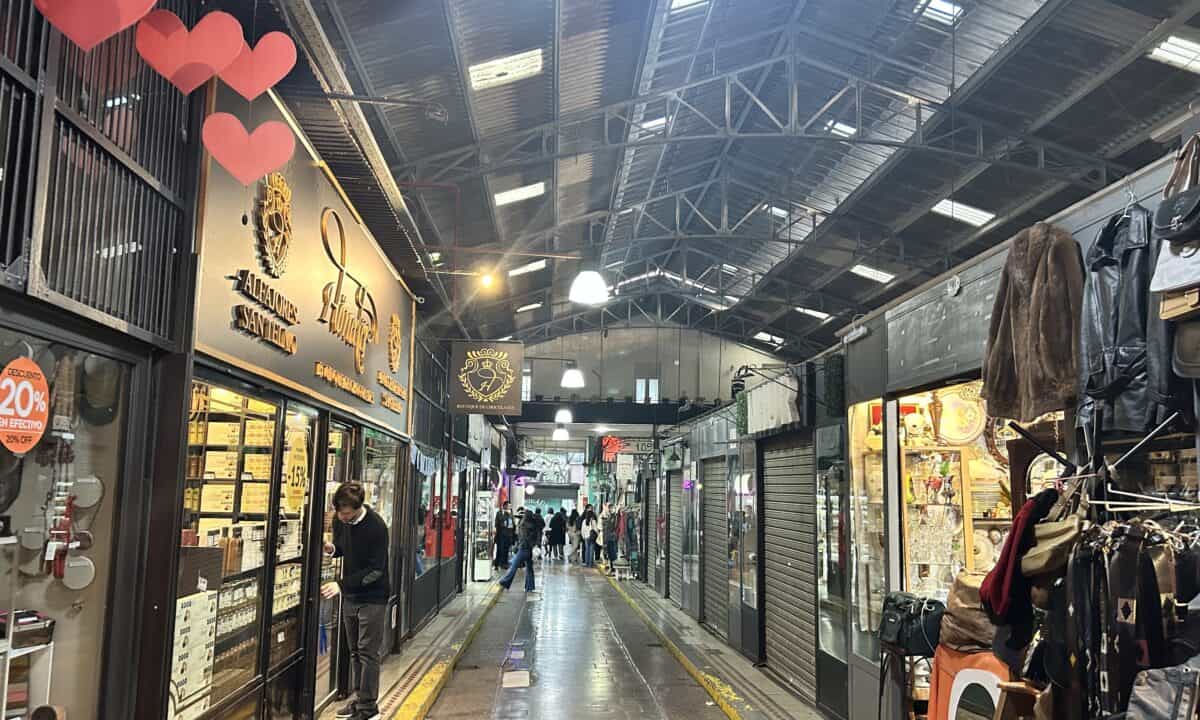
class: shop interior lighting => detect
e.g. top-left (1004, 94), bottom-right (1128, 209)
top-left (497, 335), bottom-right (513, 341)
top-left (468, 49), bottom-right (544, 91)
top-left (795, 306), bottom-right (832, 321)
top-left (850, 263), bottom-right (896, 284)
top-left (494, 182), bottom-right (546, 207)
top-left (554, 408), bottom-right (573, 424)
top-left (593, 425), bottom-right (612, 434)
top-left (1149, 35), bottom-right (1200, 74)
top-left (823, 119), bottom-right (858, 137)
top-left (560, 361), bottom-right (586, 388)
top-left (670, 0), bottom-right (707, 11)
top-left (915, 0), bottom-right (963, 26)
top-left (508, 258), bottom-right (547, 277)
top-left (569, 270), bottom-right (610, 305)
top-left (552, 426), bottom-right (570, 442)
top-left (754, 331), bottom-right (785, 346)
top-left (516, 302), bottom-right (543, 313)
top-left (930, 199), bottom-right (995, 227)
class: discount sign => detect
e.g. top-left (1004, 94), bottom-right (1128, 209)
top-left (0, 357), bottom-right (49, 455)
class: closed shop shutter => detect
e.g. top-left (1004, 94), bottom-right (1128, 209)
top-left (647, 476), bottom-right (658, 587)
top-left (762, 432), bottom-right (817, 704)
top-left (669, 470), bottom-right (683, 607)
top-left (701, 458), bottom-right (728, 637)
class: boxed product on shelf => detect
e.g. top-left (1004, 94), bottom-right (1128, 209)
top-left (0, 610), bottom-right (54, 649)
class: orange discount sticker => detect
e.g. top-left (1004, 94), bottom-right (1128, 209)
top-left (0, 356), bottom-right (49, 455)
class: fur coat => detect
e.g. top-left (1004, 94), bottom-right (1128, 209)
top-left (981, 222), bottom-right (1084, 423)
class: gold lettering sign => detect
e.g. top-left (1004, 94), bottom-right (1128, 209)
top-left (314, 361), bottom-right (374, 403)
top-left (377, 371), bottom-right (407, 400)
top-left (380, 392), bottom-right (404, 414)
top-left (236, 270), bottom-right (299, 325)
top-left (235, 305), bottom-right (299, 354)
top-left (457, 348), bottom-right (516, 405)
top-left (257, 173), bottom-right (293, 277)
top-left (318, 209), bottom-right (378, 374)
top-left (388, 313), bottom-right (403, 373)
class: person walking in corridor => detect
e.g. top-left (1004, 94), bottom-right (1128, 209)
top-left (601, 503), bottom-right (619, 575)
top-left (567, 507), bottom-right (581, 562)
top-left (549, 507), bottom-right (567, 560)
top-left (322, 482), bottom-right (389, 720)
top-left (494, 500), bottom-right (514, 569)
top-left (499, 508), bottom-right (540, 592)
top-left (581, 506), bottom-right (599, 567)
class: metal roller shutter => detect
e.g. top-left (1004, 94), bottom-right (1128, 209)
top-left (702, 458), bottom-right (728, 637)
top-left (647, 477), bottom-right (658, 587)
top-left (762, 433), bottom-right (818, 704)
top-left (669, 471), bottom-right (683, 606)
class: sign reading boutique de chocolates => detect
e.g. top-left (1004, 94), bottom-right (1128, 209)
top-left (195, 87), bottom-right (415, 435)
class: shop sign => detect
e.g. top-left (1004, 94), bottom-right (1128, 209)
top-left (449, 341), bottom-right (524, 415)
top-left (615, 454), bottom-right (635, 482)
top-left (0, 357), bottom-right (49, 455)
top-left (195, 86), bottom-right (414, 435)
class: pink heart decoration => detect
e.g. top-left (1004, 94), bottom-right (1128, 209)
top-left (34, 0), bottom-right (156, 52)
top-left (136, 9), bottom-right (243, 95)
top-left (202, 113), bottom-right (295, 186)
top-left (220, 32), bottom-right (297, 101)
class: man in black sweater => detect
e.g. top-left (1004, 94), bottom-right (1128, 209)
top-left (322, 482), bottom-right (389, 720)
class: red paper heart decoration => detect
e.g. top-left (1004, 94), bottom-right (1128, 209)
top-left (34, 0), bottom-right (156, 52)
top-left (202, 113), bottom-right (295, 186)
top-left (220, 32), bottom-right (297, 101)
top-left (136, 9), bottom-right (243, 95)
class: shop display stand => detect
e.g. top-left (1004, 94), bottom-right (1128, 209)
top-left (0, 537), bottom-right (53, 719)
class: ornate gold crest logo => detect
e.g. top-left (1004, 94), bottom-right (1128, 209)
top-left (387, 313), bottom-right (403, 373)
top-left (257, 173), bottom-right (293, 277)
top-left (457, 348), bottom-right (516, 404)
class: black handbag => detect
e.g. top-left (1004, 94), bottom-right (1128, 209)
top-left (878, 591), bottom-right (945, 658)
top-left (1154, 135), bottom-right (1200, 244)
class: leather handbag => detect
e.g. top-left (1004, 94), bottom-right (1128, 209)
top-left (878, 591), bottom-right (944, 658)
top-left (1021, 516), bottom-right (1081, 578)
top-left (1174, 321), bottom-right (1200, 378)
top-left (939, 572), bottom-right (994, 652)
top-left (1153, 134), bottom-right (1200, 320)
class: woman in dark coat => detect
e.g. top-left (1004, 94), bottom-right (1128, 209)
top-left (549, 508), bottom-right (567, 560)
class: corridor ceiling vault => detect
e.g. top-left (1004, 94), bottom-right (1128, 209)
top-left (275, 0), bottom-right (1200, 359)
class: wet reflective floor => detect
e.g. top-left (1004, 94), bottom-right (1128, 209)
top-left (428, 561), bottom-right (728, 719)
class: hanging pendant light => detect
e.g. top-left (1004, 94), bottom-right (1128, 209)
top-left (552, 425), bottom-right (569, 442)
top-left (560, 360), bottom-right (585, 388)
top-left (569, 270), bottom-right (609, 305)
top-left (554, 408), bottom-right (573, 424)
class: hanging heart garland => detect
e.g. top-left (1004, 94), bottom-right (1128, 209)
top-left (202, 113), bottom-right (295, 186)
top-left (220, 32), bottom-right (297, 102)
top-left (135, 9), bottom-right (242, 94)
top-left (34, 0), bottom-right (156, 52)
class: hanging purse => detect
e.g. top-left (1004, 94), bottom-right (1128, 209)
top-left (1153, 135), bottom-right (1200, 320)
top-left (877, 591), bottom-right (944, 657)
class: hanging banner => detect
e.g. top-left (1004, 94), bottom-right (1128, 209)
top-left (615, 454), bottom-right (635, 482)
top-left (449, 341), bottom-right (524, 415)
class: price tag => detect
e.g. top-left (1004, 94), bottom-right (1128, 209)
top-left (0, 357), bottom-right (49, 455)
top-left (197, 575), bottom-right (208, 592)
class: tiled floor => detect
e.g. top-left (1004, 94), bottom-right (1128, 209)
top-left (428, 560), bottom-right (728, 719)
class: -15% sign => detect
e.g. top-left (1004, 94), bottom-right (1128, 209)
top-left (0, 357), bottom-right (49, 455)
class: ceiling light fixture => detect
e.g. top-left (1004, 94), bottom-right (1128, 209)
top-left (479, 272), bottom-right (496, 288)
top-left (468, 49), bottom-right (544, 90)
top-left (516, 302), bottom-right (543, 313)
top-left (554, 408), bottom-right (573, 424)
top-left (569, 270), bottom-right (610, 305)
top-left (670, 0), bottom-right (707, 10)
top-left (850, 263), bottom-right (895, 284)
top-left (552, 425), bottom-right (569, 442)
top-left (1149, 35), bottom-right (1200, 74)
top-left (508, 258), bottom-right (547, 277)
top-left (721, 263), bottom-right (739, 274)
top-left (823, 119), bottom-right (857, 137)
top-left (754, 331), bottom-right (785, 346)
top-left (560, 361), bottom-right (585, 388)
top-left (497, 335), bottom-right (513, 341)
top-left (930, 199), bottom-right (995, 227)
top-left (593, 425), bottom-right (611, 434)
top-left (795, 306), bottom-right (832, 321)
top-left (915, 0), bottom-right (962, 26)
top-left (764, 204), bottom-right (790, 219)
top-left (429, 251), bottom-right (442, 262)
top-left (494, 182), bottom-right (546, 207)
top-left (641, 116), bottom-right (666, 132)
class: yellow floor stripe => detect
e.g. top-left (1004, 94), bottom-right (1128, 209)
top-left (601, 571), bottom-right (745, 720)
top-left (392, 585), bottom-right (502, 720)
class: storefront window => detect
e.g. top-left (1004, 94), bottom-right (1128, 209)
top-left (848, 400), bottom-right (885, 661)
top-left (0, 331), bottom-right (130, 719)
top-left (816, 424), bottom-right (848, 662)
top-left (412, 444), bottom-right (442, 577)
top-left (315, 423), bottom-right (353, 711)
top-left (898, 379), bottom-right (1010, 601)
top-left (364, 429), bottom-right (399, 528)
top-left (175, 380), bottom-right (281, 715)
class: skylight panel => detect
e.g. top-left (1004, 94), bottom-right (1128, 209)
top-left (823, 119), bottom-right (857, 138)
top-left (494, 182), bottom-right (546, 207)
top-left (930, 199), bottom-right (995, 227)
top-left (916, 0), bottom-right (962, 26)
top-left (642, 116), bottom-right (666, 132)
top-left (850, 263), bottom-right (895, 284)
top-left (670, 0), bottom-right (707, 11)
top-left (468, 49), bottom-right (544, 91)
top-left (1149, 36), bottom-right (1200, 74)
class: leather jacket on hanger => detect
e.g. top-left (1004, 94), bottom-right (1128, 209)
top-left (1076, 205), bottom-right (1177, 437)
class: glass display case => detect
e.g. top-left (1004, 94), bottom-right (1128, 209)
top-left (816, 424), bottom-right (848, 663)
top-left (847, 400), bottom-right (885, 662)
top-left (897, 380), bottom-right (1011, 602)
top-left (363, 429), bottom-right (398, 530)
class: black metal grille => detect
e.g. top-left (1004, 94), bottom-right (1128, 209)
top-left (0, 74), bottom-right (33, 286)
top-left (0, 0), bottom-right (43, 77)
top-left (40, 118), bottom-right (183, 342)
